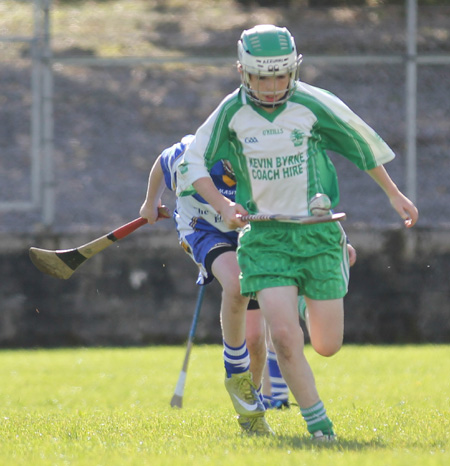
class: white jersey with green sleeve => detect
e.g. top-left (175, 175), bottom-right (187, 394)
top-left (177, 81), bottom-right (395, 217)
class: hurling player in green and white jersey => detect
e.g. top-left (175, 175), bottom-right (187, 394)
top-left (177, 25), bottom-right (418, 440)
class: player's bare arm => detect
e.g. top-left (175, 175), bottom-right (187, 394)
top-left (192, 177), bottom-right (248, 229)
top-left (140, 155), bottom-right (167, 224)
top-left (366, 165), bottom-right (419, 228)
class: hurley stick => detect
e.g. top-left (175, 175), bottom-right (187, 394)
top-left (170, 285), bottom-right (206, 408)
top-left (240, 212), bottom-right (346, 224)
top-left (29, 206), bottom-right (170, 279)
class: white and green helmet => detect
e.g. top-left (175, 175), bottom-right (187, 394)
top-left (237, 24), bottom-right (302, 106)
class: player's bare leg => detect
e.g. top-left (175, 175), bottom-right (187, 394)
top-left (245, 308), bottom-right (266, 388)
top-left (258, 285), bottom-right (334, 438)
top-left (211, 250), bottom-right (248, 347)
top-left (257, 285), bottom-right (319, 408)
top-left (261, 359), bottom-right (271, 398)
top-left (212, 251), bottom-right (269, 434)
top-left (304, 297), bottom-right (344, 357)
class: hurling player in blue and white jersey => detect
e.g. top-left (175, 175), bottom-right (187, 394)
top-left (140, 135), bottom-right (280, 434)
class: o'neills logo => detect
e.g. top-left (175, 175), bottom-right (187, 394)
top-left (263, 128), bottom-right (284, 136)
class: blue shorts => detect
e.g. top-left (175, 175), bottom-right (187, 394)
top-left (180, 227), bottom-right (259, 310)
top-left (180, 228), bottom-right (238, 285)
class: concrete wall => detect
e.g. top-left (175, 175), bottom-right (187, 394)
top-left (1, 226), bottom-right (449, 348)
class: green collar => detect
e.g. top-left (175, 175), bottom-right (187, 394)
top-left (249, 99), bottom-right (287, 122)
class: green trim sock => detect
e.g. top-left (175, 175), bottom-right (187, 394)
top-left (300, 400), bottom-right (334, 436)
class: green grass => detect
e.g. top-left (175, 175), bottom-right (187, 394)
top-left (0, 345), bottom-right (449, 465)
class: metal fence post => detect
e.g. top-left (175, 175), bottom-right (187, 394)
top-left (405, 0), bottom-right (417, 204)
top-left (31, 0), bottom-right (43, 208)
top-left (40, 0), bottom-right (55, 227)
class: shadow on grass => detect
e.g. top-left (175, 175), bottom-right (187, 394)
top-left (272, 435), bottom-right (387, 451)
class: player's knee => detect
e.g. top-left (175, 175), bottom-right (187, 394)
top-left (222, 288), bottom-right (247, 307)
top-left (246, 327), bottom-right (265, 355)
top-left (312, 338), bottom-right (342, 357)
top-left (220, 275), bottom-right (243, 298)
top-left (245, 332), bottom-right (266, 359)
top-left (271, 326), bottom-right (304, 360)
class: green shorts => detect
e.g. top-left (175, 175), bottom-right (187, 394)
top-left (237, 221), bottom-right (349, 300)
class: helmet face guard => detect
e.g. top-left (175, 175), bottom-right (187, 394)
top-left (237, 25), bottom-right (302, 107)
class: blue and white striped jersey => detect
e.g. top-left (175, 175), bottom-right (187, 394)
top-left (160, 134), bottom-right (238, 240)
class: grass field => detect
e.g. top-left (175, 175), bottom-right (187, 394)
top-left (0, 345), bottom-right (449, 465)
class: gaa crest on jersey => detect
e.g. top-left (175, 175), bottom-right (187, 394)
top-left (290, 129), bottom-right (304, 147)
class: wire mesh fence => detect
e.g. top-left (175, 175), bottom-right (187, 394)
top-left (0, 1), bottom-right (34, 208)
top-left (1, 0), bottom-right (449, 231)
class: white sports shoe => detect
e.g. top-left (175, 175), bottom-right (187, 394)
top-left (312, 430), bottom-right (337, 442)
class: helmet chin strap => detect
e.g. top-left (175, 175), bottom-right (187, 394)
top-left (245, 88), bottom-right (287, 108)
top-left (257, 91), bottom-right (289, 108)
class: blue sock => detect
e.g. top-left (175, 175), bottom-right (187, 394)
top-left (223, 340), bottom-right (250, 378)
top-left (263, 394), bottom-right (274, 409)
top-left (267, 350), bottom-right (289, 403)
